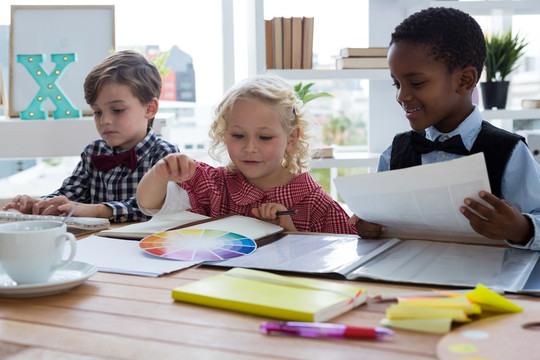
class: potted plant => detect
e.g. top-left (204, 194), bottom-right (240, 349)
top-left (481, 30), bottom-right (527, 109)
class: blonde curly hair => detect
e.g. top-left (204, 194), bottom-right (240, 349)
top-left (209, 74), bottom-right (311, 175)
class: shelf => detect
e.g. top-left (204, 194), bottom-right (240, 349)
top-left (431, 0), bottom-right (540, 15)
top-left (309, 152), bottom-right (380, 169)
top-left (265, 69), bottom-right (390, 80)
top-left (0, 113), bottom-right (173, 159)
top-left (481, 108), bottom-right (540, 120)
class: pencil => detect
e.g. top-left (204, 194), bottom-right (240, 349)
top-left (276, 210), bottom-right (298, 216)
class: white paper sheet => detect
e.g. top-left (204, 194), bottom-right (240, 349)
top-left (334, 153), bottom-right (496, 244)
top-left (73, 235), bottom-right (200, 277)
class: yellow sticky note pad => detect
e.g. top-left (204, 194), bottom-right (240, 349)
top-left (466, 284), bottom-right (523, 313)
top-left (398, 295), bottom-right (475, 315)
top-left (380, 317), bottom-right (452, 334)
top-left (386, 304), bottom-right (470, 322)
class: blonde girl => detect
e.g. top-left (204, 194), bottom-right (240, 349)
top-left (137, 74), bottom-right (356, 234)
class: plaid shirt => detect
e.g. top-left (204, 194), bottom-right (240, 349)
top-left (45, 129), bottom-right (179, 222)
top-left (179, 162), bottom-right (357, 234)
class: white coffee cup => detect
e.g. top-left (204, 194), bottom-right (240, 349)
top-left (0, 220), bottom-right (77, 284)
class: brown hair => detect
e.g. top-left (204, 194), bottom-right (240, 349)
top-left (83, 50), bottom-right (162, 127)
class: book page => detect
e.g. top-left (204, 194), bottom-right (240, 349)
top-left (334, 153), bottom-right (496, 244)
top-left (212, 233), bottom-right (399, 277)
top-left (100, 213), bottom-right (283, 241)
top-left (181, 215), bottom-right (284, 241)
top-left (99, 211), bottom-right (210, 239)
top-left (346, 240), bottom-right (539, 293)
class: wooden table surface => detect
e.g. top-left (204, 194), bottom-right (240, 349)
top-left (1, 228), bottom-right (540, 359)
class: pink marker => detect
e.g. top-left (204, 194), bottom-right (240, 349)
top-left (260, 321), bottom-right (394, 339)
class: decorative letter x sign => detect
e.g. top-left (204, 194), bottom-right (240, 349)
top-left (17, 53), bottom-right (81, 120)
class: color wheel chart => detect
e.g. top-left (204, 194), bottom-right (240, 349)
top-left (139, 229), bottom-right (257, 261)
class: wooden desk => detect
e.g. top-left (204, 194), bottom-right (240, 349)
top-left (1, 229), bottom-right (540, 359)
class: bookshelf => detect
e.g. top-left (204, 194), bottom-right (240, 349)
top-left (482, 109), bottom-right (540, 121)
top-left (249, 0), bottom-right (540, 155)
top-left (266, 69), bottom-right (390, 80)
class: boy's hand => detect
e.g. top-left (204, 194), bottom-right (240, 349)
top-left (33, 197), bottom-right (113, 219)
top-left (252, 203), bottom-right (297, 231)
top-left (33, 196), bottom-right (73, 216)
top-left (460, 191), bottom-right (534, 245)
top-left (349, 214), bottom-right (386, 239)
top-left (153, 154), bottom-right (196, 183)
top-left (2, 195), bottom-right (40, 214)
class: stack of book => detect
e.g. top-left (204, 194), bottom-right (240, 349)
top-left (335, 47), bottom-right (389, 69)
top-left (265, 17), bottom-right (314, 70)
top-left (311, 144), bottom-right (334, 159)
top-left (522, 99), bottom-right (540, 109)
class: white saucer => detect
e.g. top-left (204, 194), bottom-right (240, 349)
top-left (0, 261), bottom-right (97, 298)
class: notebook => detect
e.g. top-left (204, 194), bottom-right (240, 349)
top-left (0, 211), bottom-right (110, 235)
top-left (171, 267), bottom-right (367, 322)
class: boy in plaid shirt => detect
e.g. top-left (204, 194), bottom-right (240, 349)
top-left (3, 50), bottom-right (179, 222)
top-left (137, 75), bottom-right (356, 234)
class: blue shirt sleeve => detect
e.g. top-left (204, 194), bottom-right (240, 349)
top-left (377, 145), bottom-right (392, 172)
top-left (501, 141), bottom-right (540, 250)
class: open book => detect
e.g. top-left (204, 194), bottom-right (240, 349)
top-left (99, 211), bottom-right (210, 239)
top-left (172, 267), bottom-right (367, 322)
top-left (211, 233), bottom-right (540, 294)
top-left (99, 212), bottom-right (284, 242)
top-left (74, 215), bottom-right (284, 277)
top-left (210, 154), bottom-right (540, 293)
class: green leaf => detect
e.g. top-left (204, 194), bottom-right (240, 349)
top-left (484, 30), bottom-right (527, 82)
top-left (294, 81), bottom-right (333, 105)
top-left (302, 92), bottom-right (332, 104)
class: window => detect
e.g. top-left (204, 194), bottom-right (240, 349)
top-left (0, 0), bottom-right (227, 198)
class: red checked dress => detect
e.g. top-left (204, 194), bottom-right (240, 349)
top-left (176, 161), bottom-right (357, 235)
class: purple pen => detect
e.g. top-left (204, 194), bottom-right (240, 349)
top-left (260, 321), bottom-right (394, 339)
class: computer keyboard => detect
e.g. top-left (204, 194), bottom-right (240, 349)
top-left (0, 211), bottom-right (110, 232)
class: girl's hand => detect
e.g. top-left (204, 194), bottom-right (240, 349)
top-left (350, 214), bottom-right (386, 239)
top-left (2, 194), bottom-right (39, 214)
top-left (153, 154), bottom-right (197, 183)
top-left (460, 191), bottom-right (534, 245)
top-left (252, 203), bottom-right (298, 231)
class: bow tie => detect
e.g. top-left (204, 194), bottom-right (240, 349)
top-left (91, 148), bottom-right (138, 173)
top-left (410, 132), bottom-right (470, 155)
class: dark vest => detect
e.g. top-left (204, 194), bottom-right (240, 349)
top-left (390, 121), bottom-right (526, 198)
